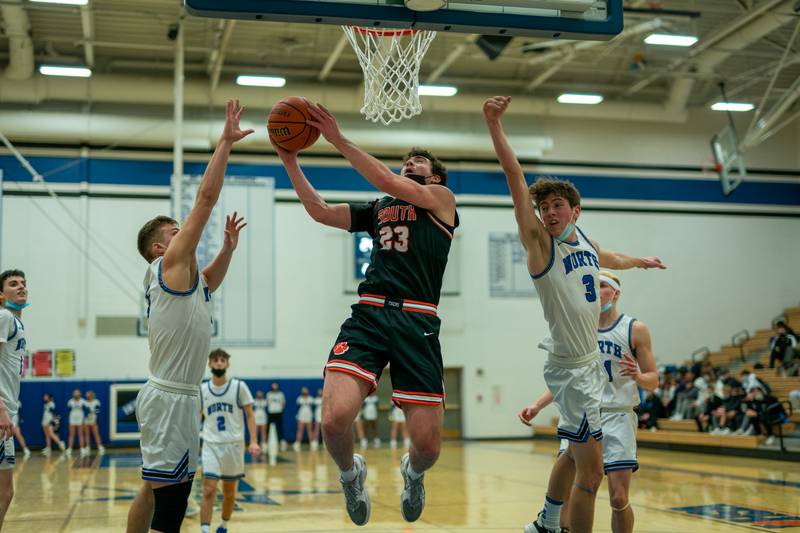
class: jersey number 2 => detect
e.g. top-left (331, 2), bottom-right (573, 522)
top-left (582, 275), bottom-right (597, 302)
top-left (216, 416), bottom-right (226, 432)
top-left (379, 226), bottom-right (410, 252)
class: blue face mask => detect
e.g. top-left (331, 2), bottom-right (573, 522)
top-left (601, 301), bottom-right (613, 313)
top-left (4, 301), bottom-right (29, 310)
top-left (555, 223), bottom-right (576, 243)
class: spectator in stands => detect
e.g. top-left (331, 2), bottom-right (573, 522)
top-left (769, 324), bottom-right (797, 370)
top-left (714, 369), bottom-right (729, 397)
top-left (638, 389), bottom-right (659, 431)
top-left (655, 374), bottom-right (677, 418)
top-left (696, 382), bottom-right (724, 433)
top-left (774, 320), bottom-right (798, 342)
top-left (712, 384), bottom-right (745, 435)
top-left (742, 385), bottom-right (782, 445)
top-left (672, 372), bottom-right (700, 420)
top-left (790, 389), bottom-right (800, 412)
top-left (740, 369), bottom-right (769, 394)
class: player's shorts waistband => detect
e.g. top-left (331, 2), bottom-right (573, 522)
top-left (357, 293), bottom-right (438, 317)
top-left (546, 351), bottom-right (600, 369)
top-left (147, 376), bottom-right (200, 396)
top-left (601, 406), bottom-right (635, 413)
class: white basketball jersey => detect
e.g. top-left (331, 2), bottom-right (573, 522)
top-left (144, 257), bottom-right (213, 386)
top-left (0, 309), bottom-right (24, 419)
top-left (67, 398), bottom-right (86, 416)
top-left (531, 227), bottom-right (601, 360)
top-left (253, 398), bottom-right (267, 415)
top-left (598, 314), bottom-right (640, 409)
top-left (85, 399), bottom-right (100, 415)
top-left (201, 378), bottom-right (254, 444)
top-left (296, 396), bottom-right (313, 417)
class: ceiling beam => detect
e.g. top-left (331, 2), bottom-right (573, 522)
top-left (318, 33), bottom-right (349, 82)
top-left (207, 19), bottom-right (236, 92)
top-left (79, 3), bottom-right (95, 68)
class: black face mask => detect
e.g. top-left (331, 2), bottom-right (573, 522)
top-left (211, 368), bottom-right (226, 378)
top-left (405, 173), bottom-right (428, 185)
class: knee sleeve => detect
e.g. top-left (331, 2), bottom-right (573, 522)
top-left (151, 481), bottom-right (192, 533)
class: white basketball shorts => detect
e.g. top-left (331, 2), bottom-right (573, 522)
top-left (0, 438), bottom-right (14, 470)
top-left (544, 358), bottom-right (604, 442)
top-left (136, 380), bottom-right (200, 483)
top-left (202, 441), bottom-right (245, 480)
top-left (559, 409), bottom-right (638, 473)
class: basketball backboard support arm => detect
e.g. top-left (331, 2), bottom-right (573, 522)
top-left (184, 0), bottom-right (623, 40)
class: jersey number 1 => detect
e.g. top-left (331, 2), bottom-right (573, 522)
top-left (379, 226), bottom-right (410, 252)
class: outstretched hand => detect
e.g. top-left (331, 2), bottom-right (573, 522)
top-left (221, 99), bottom-right (255, 144)
top-left (306, 103), bottom-right (345, 146)
top-left (483, 96), bottom-right (512, 122)
top-left (223, 211), bottom-right (247, 250)
top-left (639, 257), bottom-right (667, 269)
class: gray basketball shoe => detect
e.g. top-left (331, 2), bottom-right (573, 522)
top-left (340, 453), bottom-right (370, 526)
top-left (400, 452), bottom-right (426, 522)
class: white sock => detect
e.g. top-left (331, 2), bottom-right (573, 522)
top-left (200, 524), bottom-right (210, 533)
top-left (340, 464), bottom-right (358, 482)
top-left (405, 461), bottom-right (423, 480)
top-left (541, 495), bottom-right (563, 530)
top-left (218, 519), bottom-right (229, 528)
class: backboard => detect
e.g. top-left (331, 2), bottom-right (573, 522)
top-left (711, 125), bottom-right (746, 196)
top-left (184, 0), bottom-right (623, 40)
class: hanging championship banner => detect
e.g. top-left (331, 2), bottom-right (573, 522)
top-left (55, 349), bottom-right (76, 377)
top-left (32, 350), bottom-right (53, 377)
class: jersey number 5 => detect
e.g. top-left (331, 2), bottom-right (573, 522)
top-left (379, 226), bottom-right (410, 252)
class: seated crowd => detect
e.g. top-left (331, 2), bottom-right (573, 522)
top-left (637, 361), bottom-right (792, 446)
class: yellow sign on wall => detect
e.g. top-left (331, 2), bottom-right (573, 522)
top-left (55, 349), bottom-right (76, 377)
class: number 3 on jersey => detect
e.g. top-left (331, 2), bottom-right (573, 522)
top-left (582, 274), bottom-right (597, 302)
top-left (379, 226), bottom-right (410, 252)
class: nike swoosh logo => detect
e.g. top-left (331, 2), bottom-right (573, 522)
top-left (424, 332), bottom-right (435, 336)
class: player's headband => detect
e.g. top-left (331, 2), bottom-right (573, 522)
top-left (598, 274), bottom-right (620, 292)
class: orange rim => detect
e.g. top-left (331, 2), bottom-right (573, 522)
top-left (350, 26), bottom-right (417, 37)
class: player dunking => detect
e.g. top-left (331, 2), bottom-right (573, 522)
top-left (272, 102), bottom-right (457, 526)
top-left (0, 269), bottom-right (28, 529)
top-left (127, 100), bottom-right (252, 533)
top-left (199, 349), bottom-right (260, 533)
top-left (520, 271), bottom-right (658, 533)
top-left (483, 96), bottom-right (665, 533)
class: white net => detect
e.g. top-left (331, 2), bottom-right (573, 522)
top-left (342, 26), bottom-right (437, 126)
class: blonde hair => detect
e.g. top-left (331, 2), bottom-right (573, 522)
top-left (598, 270), bottom-right (621, 288)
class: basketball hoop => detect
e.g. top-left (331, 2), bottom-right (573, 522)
top-left (342, 26), bottom-right (437, 126)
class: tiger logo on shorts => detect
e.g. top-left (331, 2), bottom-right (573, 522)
top-left (333, 341), bottom-right (349, 355)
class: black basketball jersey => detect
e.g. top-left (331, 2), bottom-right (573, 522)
top-left (350, 196), bottom-right (458, 305)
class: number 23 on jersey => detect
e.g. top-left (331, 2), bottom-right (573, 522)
top-left (379, 226), bottom-right (410, 252)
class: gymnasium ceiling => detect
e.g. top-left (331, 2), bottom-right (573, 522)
top-left (0, 0), bottom-right (799, 112)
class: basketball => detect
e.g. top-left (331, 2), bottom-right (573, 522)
top-left (268, 96), bottom-right (320, 152)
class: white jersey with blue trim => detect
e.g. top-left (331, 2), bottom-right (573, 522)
top-left (0, 309), bottom-right (24, 419)
top-left (67, 398), bottom-right (87, 416)
top-left (531, 227), bottom-right (601, 360)
top-left (598, 314), bottom-right (640, 409)
top-left (201, 378), bottom-right (254, 444)
top-left (144, 257), bottom-right (213, 386)
top-left (85, 399), bottom-right (101, 415)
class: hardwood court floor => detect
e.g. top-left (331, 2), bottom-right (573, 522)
top-left (4, 440), bottom-right (800, 532)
